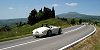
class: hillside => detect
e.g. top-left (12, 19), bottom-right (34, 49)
top-left (0, 18), bottom-right (28, 27)
top-left (56, 12), bottom-right (100, 21)
top-left (0, 18), bottom-right (72, 42)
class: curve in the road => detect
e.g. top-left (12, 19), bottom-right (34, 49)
top-left (0, 25), bottom-right (95, 50)
top-left (58, 25), bottom-right (96, 50)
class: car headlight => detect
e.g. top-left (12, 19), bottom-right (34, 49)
top-left (35, 31), bottom-right (39, 34)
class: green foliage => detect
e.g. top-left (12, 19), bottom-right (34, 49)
top-left (0, 18), bottom-right (70, 39)
top-left (60, 18), bottom-right (68, 21)
top-left (82, 19), bottom-right (88, 22)
top-left (51, 7), bottom-right (55, 18)
top-left (0, 25), bottom-right (11, 32)
top-left (28, 9), bottom-right (37, 25)
top-left (39, 8), bottom-right (42, 13)
top-left (16, 22), bottom-right (26, 27)
top-left (93, 21), bottom-right (100, 26)
top-left (79, 19), bottom-right (82, 24)
top-left (42, 7), bottom-right (52, 19)
top-left (94, 21), bottom-right (99, 25)
top-left (27, 7), bottom-right (55, 25)
top-left (35, 12), bottom-right (43, 21)
top-left (71, 19), bottom-right (75, 25)
top-left (97, 23), bottom-right (100, 27)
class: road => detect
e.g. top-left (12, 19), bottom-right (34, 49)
top-left (0, 25), bottom-right (95, 50)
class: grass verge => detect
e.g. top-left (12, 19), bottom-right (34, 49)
top-left (0, 34), bottom-right (32, 42)
top-left (67, 26), bottom-right (100, 50)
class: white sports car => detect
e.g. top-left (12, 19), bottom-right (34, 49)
top-left (32, 24), bottom-right (62, 38)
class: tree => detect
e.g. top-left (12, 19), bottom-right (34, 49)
top-left (16, 22), bottom-right (26, 27)
top-left (43, 7), bottom-right (52, 19)
top-left (51, 7), bottom-right (55, 18)
top-left (35, 12), bottom-right (43, 22)
top-left (16, 23), bottom-right (19, 27)
top-left (27, 7), bottom-right (56, 25)
top-left (94, 21), bottom-right (99, 26)
top-left (28, 9), bottom-right (37, 25)
top-left (71, 19), bottom-right (75, 25)
top-left (39, 8), bottom-right (42, 13)
top-left (0, 25), bottom-right (11, 32)
top-left (19, 22), bottom-right (22, 26)
top-left (79, 19), bottom-right (82, 24)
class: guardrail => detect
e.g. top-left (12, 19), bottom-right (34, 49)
top-left (58, 25), bottom-right (96, 50)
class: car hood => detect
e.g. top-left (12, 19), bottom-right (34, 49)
top-left (32, 27), bottom-right (49, 33)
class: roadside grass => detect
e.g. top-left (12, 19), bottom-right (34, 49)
top-left (0, 18), bottom-right (73, 42)
top-left (0, 34), bottom-right (32, 42)
top-left (67, 26), bottom-right (100, 50)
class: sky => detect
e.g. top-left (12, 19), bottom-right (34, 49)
top-left (0, 0), bottom-right (100, 19)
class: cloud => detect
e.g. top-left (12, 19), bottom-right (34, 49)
top-left (52, 4), bottom-right (59, 7)
top-left (8, 7), bottom-right (16, 10)
top-left (65, 3), bottom-right (78, 6)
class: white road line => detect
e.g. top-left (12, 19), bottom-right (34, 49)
top-left (0, 25), bottom-right (85, 50)
top-left (0, 38), bottom-right (47, 50)
top-left (64, 25), bottom-right (85, 34)
top-left (58, 25), bottom-right (96, 50)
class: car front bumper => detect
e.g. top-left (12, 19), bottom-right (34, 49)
top-left (33, 33), bottom-right (46, 37)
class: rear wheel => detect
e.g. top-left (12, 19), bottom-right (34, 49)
top-left (58, 28), bottom-right (62, 34)
top-left (47, 30), bottom-right (52, 37)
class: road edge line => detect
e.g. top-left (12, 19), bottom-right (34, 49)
top-left (58, 25), bottom-right (96, 50)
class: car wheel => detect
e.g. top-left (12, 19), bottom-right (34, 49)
top-left (35, 36), bottom-right (39, 38)
top-left (58, 28), bottom-right (62, 34)
top-left (47, 30), bottom-right (52, 37)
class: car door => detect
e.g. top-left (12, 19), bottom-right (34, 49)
top-left (55, 27), bottom-right (59, 34)
top-left (50, 27), bottom-right (56, 34)
top-left (53, 27), bottom-right (58, 34)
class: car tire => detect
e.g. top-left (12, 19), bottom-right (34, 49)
top-left (58, 28), bottom-right (62, 34)
top-left (35, 36), bottom-right (39, 38)
top-left (47, 30), bottom-right (52, 37)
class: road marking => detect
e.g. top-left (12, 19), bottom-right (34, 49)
top-left (64, 25), bottom-right (86, 33)
top-left (58, 25), bottom-right (96, 50)
top-left (0, 25), bottom-right (85, 50)
top-left (0, 38), bottom-right (47, 50)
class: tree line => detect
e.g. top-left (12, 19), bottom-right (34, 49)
top-left (59, 18), bottom-right (83, 25)
top-left (0, 25), bottom-right (11, 32)
top-left (28, 7), bottom-right (55, 25)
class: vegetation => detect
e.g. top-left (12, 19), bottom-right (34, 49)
top-left (16, 22), bottom-right (26, 27)
top-left (71, 19), bottom-right (75, 25)
top-left (28, 7), bottom-right (55, 25)
top-left (0, 18), bottom-right (28, 27)
top-left (58, 18), bottom-right (84, 25)
top-left (0, 25), bottom-right (11, 32)
top-left (0, 18), bottom-right (74, 42)
top-left (79, 19), bottom-right (82, 24)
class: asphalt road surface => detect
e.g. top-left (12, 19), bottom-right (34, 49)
top-left (0, 25), bottom-right (95, 50)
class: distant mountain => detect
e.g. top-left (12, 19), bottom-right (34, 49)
top-left (0, 18), bottom-right (28, 27)
top-left (56, 12), bottom-right (100, 21)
